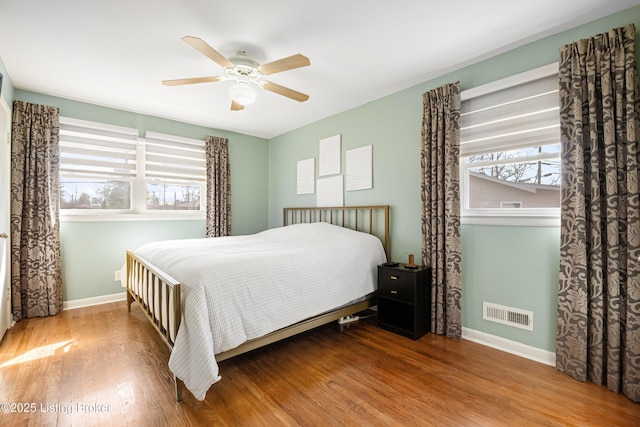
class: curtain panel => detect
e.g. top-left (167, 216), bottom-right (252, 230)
top-left (420, 82), bottom-right (463, 340)
top-left (10, 100), bottom-right (62, 321)
top-left (556, 23), bottom-right (640, 402)
top-left (205, 135), bottom-right (231, 237)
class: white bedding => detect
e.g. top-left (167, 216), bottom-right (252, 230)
top-left (133, 222), bottom-right (387, 400)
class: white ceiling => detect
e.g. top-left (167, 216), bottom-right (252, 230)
top-left (1, 0), bottom-right (638, 139)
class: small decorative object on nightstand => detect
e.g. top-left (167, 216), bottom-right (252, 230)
top-left (377, 262), bottom-right (431, 340)
top-left (405, 253), bottom-right (418, 269)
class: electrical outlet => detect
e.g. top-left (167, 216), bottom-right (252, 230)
top-left (114, 270), bottom-right (121, 282)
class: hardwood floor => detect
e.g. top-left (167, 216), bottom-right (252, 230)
top-left (0, 302), bottom-right (638, 426)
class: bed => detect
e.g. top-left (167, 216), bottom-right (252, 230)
top-left (126, 205), bottom-right (390, 401)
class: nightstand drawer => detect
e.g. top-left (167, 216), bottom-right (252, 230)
top-left (378, 270), bottom-right (415, 303)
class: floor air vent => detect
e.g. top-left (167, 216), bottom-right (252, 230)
top-left (483, 302), bottom-right (533, 331)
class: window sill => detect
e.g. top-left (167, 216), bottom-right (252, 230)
top-left (61, 212), bottom-right (206, 222)
top-left (461, 214), bottom-right (560, 227)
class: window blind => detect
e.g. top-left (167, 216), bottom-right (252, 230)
top-left (460, 73), bottom-right (560, 157)
top-left (144, 132), bottom-right (206, 183)
top-left (59, 117), bottom-right (138, 179)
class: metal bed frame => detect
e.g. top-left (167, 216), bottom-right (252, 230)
top-left (126, 205), bottom-right (390, 401)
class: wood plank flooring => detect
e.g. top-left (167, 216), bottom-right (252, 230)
top-left (0, 301), bottom-right (638, 426)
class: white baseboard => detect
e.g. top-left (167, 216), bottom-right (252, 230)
top-left (462, 326), bottom-right (556, 367)
top-left (63, 292), bottom-right (127, 311)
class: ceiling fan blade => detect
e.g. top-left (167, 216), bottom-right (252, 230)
top-left (181, 36), bottom-right (234, 69)
top-left (162, 76), bottom-right (221, 86)
top-left (263, 81), bottom-right (309, 102)
top-left (231, 100), bottom-right (245, 111)
top-left (258, 54), bottom-right (310, 75)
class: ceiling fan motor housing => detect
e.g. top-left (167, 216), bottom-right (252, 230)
top-left (226, 52), bottom-right (264, 87)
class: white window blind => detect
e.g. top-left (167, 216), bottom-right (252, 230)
top-left (59, 117), bottom-right (138, 179)
top-left (59, 118), bottom-right (207, 216)
top-left (144, 131), bottom-right (206, 183)
top-left (460, 72), bottom-right (560, 156)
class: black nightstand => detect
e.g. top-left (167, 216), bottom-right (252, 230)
top-left (377, 263), bottom-right (431, 340)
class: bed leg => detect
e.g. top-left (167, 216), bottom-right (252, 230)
top-left (174, 376), bottom-right (184, 402)
top-left (126, 290), bottom-right (133, 312)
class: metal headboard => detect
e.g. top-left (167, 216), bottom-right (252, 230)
top-left (283, 205), bottom-right (390, 259)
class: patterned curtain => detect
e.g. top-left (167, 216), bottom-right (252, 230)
top-left (10, 101), bottom-right (62, 321)
top-left (556, 24), bottom-right (640, 402)
top-left (420, 82), bottom-right (462, 340)
top-left (205, 135), bottom-right (231, 237)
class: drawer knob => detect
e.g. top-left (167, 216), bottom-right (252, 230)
top-left (390, 275), bottom-right (398, 280)
top-left (390, 290), bottom-right (398, 294)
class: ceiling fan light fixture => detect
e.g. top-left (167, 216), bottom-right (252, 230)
top-left (229, 82), bottom-right (257, 105)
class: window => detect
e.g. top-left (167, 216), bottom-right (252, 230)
top-left (59, 118), bottom-right (137, 211)
top-left (59, 118), bottom-right (206, 218)
top-left (459, 63), bottom-right (561, 226)
top-left (143, 132), bottom-right (206, 211)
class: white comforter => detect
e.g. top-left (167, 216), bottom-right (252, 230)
top-left (133, 222), bottom-right (387, 400)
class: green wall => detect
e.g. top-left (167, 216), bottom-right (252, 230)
top-left (461, 225), bottom-right (560, 351)
top-left (268, 6), bottom-right (640, 352)
top-left (60, 220), bottom-right (205, 301)
top-left (12, 90), bottom-right (269, 302)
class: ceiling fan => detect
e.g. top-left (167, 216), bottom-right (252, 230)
top-left (162, 36), bottom-right (310, 111)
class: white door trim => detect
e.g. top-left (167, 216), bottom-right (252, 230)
top-left (0, 97), bottom-right (12, 341)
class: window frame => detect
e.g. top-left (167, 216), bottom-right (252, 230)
top-left (459, 63), bottom-right (561, 227)
top-left (59, 118), bottom-right (206, 222)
